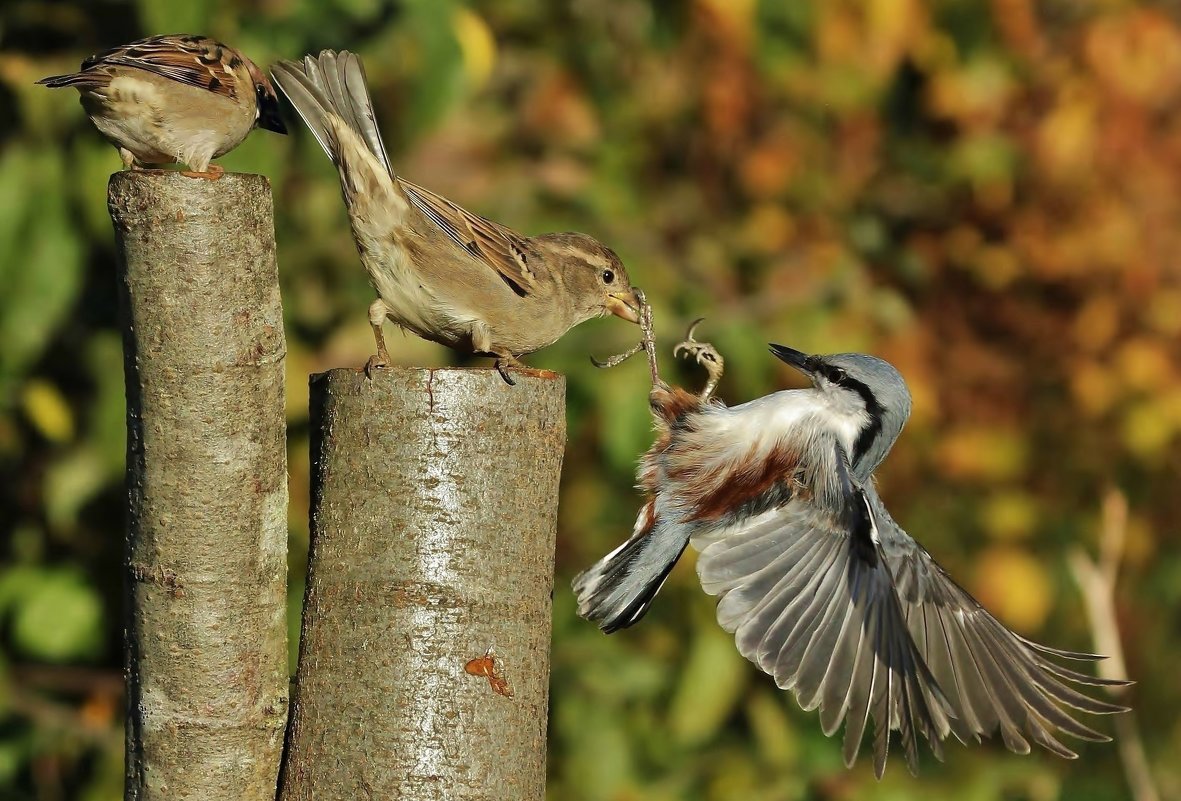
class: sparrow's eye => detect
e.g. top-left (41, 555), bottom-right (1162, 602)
top-left (602, 269), bottom-right (615, 284)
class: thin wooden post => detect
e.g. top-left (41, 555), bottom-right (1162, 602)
top-left (279, 367), bottom-right (565, 801)
top-left (109, 171), bottom-right (289, 801)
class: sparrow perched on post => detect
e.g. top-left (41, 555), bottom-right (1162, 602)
top-left (575, 327), bottom-right (1129, 776)
top-left (38, 34), bottom-right (287, 177)
top-left (270, 50), bottom-right (641, 383)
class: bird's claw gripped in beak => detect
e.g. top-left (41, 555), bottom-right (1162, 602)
top-left (769, 343), bottom-right (813, 373)
top-left (593, 288), bottom-right (649, 369)
top-left (606, 290), bottom-right (642, 323)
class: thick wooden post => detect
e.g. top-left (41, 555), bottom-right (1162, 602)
top-left (109, 171), bottom-right (289, 801)
top-left (279, 367), bottom-right (565, 801)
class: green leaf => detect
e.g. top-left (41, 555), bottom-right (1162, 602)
top-left (0, 150), bottom-right (84, 403)
top-left (11, 568), bottom-right (104, 662)
top-left (667, 623), bottom-right (748, 747)
top-left (137, 0), bottom-right (215, 35)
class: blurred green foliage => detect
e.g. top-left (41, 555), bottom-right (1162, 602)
top-left (2, 0), bottom-right (1179, 799)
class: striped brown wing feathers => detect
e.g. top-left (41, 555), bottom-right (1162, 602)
top-left (397, 178), bottom-right (538, 296)
top-left (82, 35), bottom-right (242, 99)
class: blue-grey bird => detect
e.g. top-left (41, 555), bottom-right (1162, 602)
top-left (574, 337), bottom-right (1129, 777)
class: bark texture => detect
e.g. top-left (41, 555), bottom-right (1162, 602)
top-left (109, 171), bottom-right (289, 801)
top-left (280, 367), bottom-right (565, 801)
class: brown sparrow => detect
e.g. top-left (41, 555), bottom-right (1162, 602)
top-left (38, 34), bottom-right (286, 177)
top-left (271, 50), bottom-right (641, 383)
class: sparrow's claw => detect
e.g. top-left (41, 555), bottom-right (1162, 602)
top-left (180, 164), bottom-right (225, 180)
top-left (495, 354), bottom-right (523, 386)
top-left (364, 350), bottom-right (390, 378)
top-left (673, 318), bottom-right (724, 400)
top-left (364, 315), bottom-right (392, 379)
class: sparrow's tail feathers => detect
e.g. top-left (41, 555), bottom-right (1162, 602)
top-left (572, 511), bottom-right (689, 634)
top-left (271, 50), bottom-right (393, 176)
top-left (36, 72), bottom-right (105, 89)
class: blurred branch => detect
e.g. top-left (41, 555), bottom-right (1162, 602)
top-left (1068, 489), bottom-right (1159, 801)
top-left (9, 664), bottom-right (123, 696)
top-left (6, 688), bottom-right (122, 750)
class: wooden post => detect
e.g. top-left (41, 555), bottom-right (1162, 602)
top-left (279, 368), bottom-right (565, 801)
top-left (109, 171), bottom-right (289, 801)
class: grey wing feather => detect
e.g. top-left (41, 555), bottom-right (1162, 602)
top-left (695, 494), bottom-right (952, 778)
top-left (870, 487), bottom-right (1130, 755)
top-left (272, 50), bottom-right (392, 175)
top-left (693, 469), bottom-right (1128, 775)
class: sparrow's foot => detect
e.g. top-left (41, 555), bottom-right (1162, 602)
top-left (180, 164), bottom-right (225, 180)
top-left (494, 354), bottom-right (524, 386)
top-left (364, 350), bottom-right (391, 378)
top-left (364, 314), bottom-right (393, 378)
top-left (673, 318), bottom-right (724, 400)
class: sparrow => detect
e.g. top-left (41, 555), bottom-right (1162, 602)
top-left (574, 322), bottom-right (1129, 777)
top-left (270, 50), bottom-right (641, 383)
top-left (38, 34), bottom-right (287, 177)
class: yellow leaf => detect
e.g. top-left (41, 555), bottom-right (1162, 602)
top-left (1072, 296), bottom-right (1120, 353)
top-left (1036, 86), bottom-right (1098, 183)
top-left (21, 379), bottom-right (73, 444)
top-left (972, 547), bottom-right (1051, 632)
top-left (936, 427), bottom-right (1028, 481)
top-left (452, 7), bottom-right (497, 89)
top-left (1122, 400), bottom-right (1175, 459)
top-left (1070, 359), bottom-right (1119, 418)
top-left (981, 491), bottom-right (1039, 541)
top-left (1116, 338), bottom-right (1174, 392)
top-left (1146, 290), bottom-right (1181, 336)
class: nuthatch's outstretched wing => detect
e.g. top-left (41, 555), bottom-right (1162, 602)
top-left (691, 439), bottom-right (952, 777)
top-left (693, 446), bottom-right (1128, 777)
top-left (869, 489), bottom-right (1129, 757)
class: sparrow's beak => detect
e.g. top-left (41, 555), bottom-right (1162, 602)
top-left (257, 100), bottom-right (288, 134)
top-left (606, 290), bottom-right (641, 324)
top-left (769, 343), bottom-right (813, 373)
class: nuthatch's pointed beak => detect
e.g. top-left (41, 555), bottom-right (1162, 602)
top-left (769, 343), bottom-right (813, 373)
top-left (606, 289), bottom-right (641, 323)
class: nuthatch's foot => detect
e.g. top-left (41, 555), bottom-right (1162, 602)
top-left (673, 318), bottom-right (724, 400)
top-left (591, 289), bottom-right (663, 388)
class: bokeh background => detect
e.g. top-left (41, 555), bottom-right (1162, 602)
top-left (1, 0), bottom-right (1179, 798)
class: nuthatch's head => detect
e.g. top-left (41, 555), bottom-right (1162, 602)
top-left (769, 345), bottom-right (912, 475)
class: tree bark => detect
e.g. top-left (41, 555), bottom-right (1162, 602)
top-left (279, 367), bottom-right (565, 801)
top-left (109, 171), bottom-right (289, 801)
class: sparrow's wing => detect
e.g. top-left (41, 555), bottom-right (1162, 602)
top-left (691, 440), bottom-right (952, 778)
top-left (869, 488), bottom-right (1129, 757)
top-left (396, 178), bottom-right (539, 297)
top-left (74, 35), bottom-right (242, 99)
